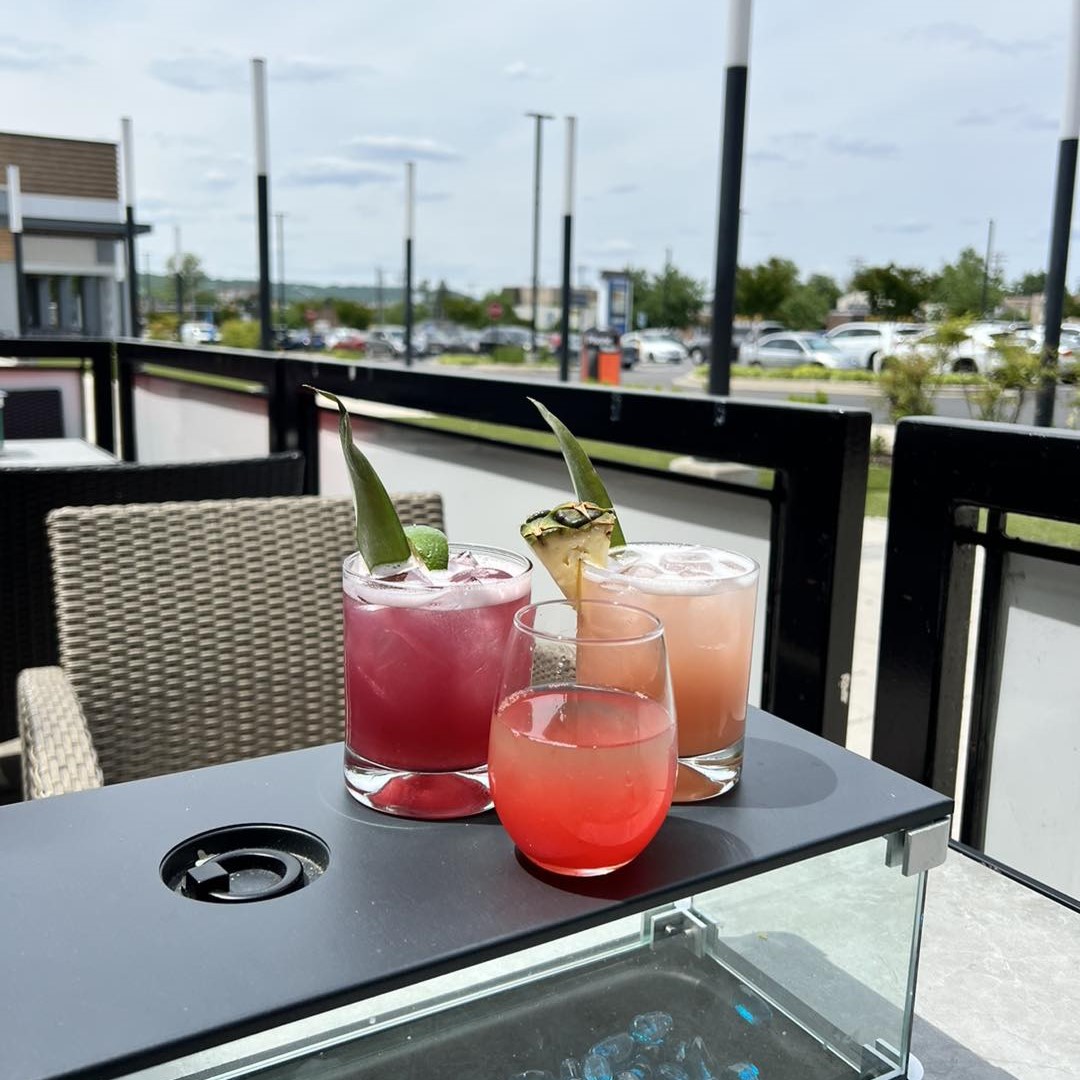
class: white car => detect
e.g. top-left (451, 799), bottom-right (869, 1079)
top-left (739, 332), bottom-right (861, 370)
top-left (621, 331), bottom-right (689, 364)
top-left (825, 322), bottom-right (924, 372)
top-left (180, 321), bottom-right (221, 345)
top-left (892, 322), bottom-right (1023, 374)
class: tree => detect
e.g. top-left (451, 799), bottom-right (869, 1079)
top-left (443, 292), bottom-right (486, 328)
top-left (1013, 270), bottom-right (1047, 295)
top-left (330, 299), bottom-right (373, 329)
top-left (630, 262), bottom-right (706, 329)
top-left (735, 258), bottom-right (799, 320)
top-left (933, 246), bottom-right (1005, 318)
top-left (165, 253), bottom-right (205, 301)
top-left (777, 273), bottom-right (841, 329)
top-left (849, 263), bottom-right (932, 318)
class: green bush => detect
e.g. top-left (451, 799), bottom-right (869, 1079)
top-left (146, 313), bottom-right (179, 341)
top-left (219, 319), bottom-right (261, 350)
top-left (964, 341), bottom-right (1041, 423)
top-left (787, 390), bottom-right (829, 405)
top-left (879, 353), bottom-right (939, 421)
top-left (492, 344), bottom-right (526, 365)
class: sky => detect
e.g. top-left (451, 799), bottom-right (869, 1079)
top-left (1, 0), bottom-right (1076, 296)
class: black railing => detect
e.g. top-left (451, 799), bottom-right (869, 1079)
top-left (3, 337), bottom-right (872, 745)
top-left (874, 415), bottom-right (1080, 908)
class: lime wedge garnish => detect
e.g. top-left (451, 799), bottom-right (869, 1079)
top-left (405, 525), bottom-right (449, 571)
top-left (305, 386), bottom-right (412, 570)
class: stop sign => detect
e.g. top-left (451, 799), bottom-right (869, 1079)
top-left (487, 301), bottom-right (503, 320)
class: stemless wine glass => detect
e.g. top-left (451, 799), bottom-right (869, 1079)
top-left (489, 599), bottom-right (677, 877)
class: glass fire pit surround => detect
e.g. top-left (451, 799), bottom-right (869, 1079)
top-left (0, 710), bottom-right (951, 1080)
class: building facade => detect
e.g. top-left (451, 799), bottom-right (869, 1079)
top-left (0, 131), bottom-right (149, 338)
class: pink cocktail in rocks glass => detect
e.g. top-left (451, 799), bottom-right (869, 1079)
top-left (343, 544), bottom-right (531, 819)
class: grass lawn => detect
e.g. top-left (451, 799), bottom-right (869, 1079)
top-left (140, 364), bottom-right (263, 394)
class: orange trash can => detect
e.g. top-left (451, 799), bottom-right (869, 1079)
top-left (596, 350), bottom-right (621, 386)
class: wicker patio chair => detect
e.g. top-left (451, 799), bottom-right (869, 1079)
top-left (16, 492), bottom-right (444, 799)
top-left (0, 453), bottom-right (306, 743)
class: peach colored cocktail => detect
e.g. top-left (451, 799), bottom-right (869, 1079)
top-left (581, 543), bottom-right (758, 801)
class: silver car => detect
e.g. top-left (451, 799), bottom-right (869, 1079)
top-left (741, 332), bottom-right (861, 370)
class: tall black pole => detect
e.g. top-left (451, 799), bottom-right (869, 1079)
top-left (404, 161), bottom-right (415, 366)
top-left (979, 218), bottom-right (995, 318)
top-left (6, 166), bottom-right (26, 336)
top-left (275, 211), bottom-right (286, 326)
top-left (1036, 1), bottom-right (1080, 428)
top-left (708, 0), bottom-right (752, 397)
top-left (173, 224), bottom-right (183, 338)
top-left (559, 115), bottom-right (576, 382)
top-left (252, 58), bottom-right (273, 352)
top-left (121, 117), bottom-right (140, 338)
top-left (526, 112), bottom-right (553, 356)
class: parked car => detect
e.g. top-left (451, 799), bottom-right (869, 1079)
top-left (825, 322), bottom-right (924, 372)
top-left (476, 326), bottom-right (533, 354)
top-left (179, 321), bottom-right (220, 345)
top-left (684, 331), bottom-right (711, 364)
top-left (620, 331), bottom-right (689, 364)
top-left (324, 327), bottom-right (367, 353)
top-left (890, 322), bottom-right (1024, 374)
top-left (739, 332), bottom-right (861, 370)
top-left (365, 326), bottom-right (407, 359)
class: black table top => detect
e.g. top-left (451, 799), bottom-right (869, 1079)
top-left (0, 709), bottom-right (951, 1080)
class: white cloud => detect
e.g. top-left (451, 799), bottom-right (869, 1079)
top-left (503, 60), bottom-right (547, 81)
top-left (345, 135), bottom-right (461, 162)
top-left (282, 158), bottom-right (397, 187)
top-left (149, 52), bottom-right (350, 92)
top-left (0, 35), bottom-right (86, 70)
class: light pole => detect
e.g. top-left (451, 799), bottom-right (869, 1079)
top-left (526, 111), bottom-right (553, 355)
top-left (404, 161), bottom-right (415, 366)
top-left (275, 211), bottom-right (286, 328)
top-left (708, 0), bottom-right (752, 397)
top-left (559, 116), bottom-right (577, 382)
top-left (251, 58), bottom-right (273, 352)
top-left (121, 117), bottom-right (140, 338)
top-left (1036, 0), bottom-right (1080, 427)
top-left (6, 165), bottom-right (26, 335)
top-left (173, 224), bottom-right (183, 338)
top-left (979, 218), bottom-right (995, 318)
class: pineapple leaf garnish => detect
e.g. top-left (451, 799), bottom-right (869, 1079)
top-left (529, 398), bottom-right (626, 548)
top-left (305, 386), bottom-right (412, 571)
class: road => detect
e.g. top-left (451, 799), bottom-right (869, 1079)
top-left (404, 355), bottom-right (1078, 426)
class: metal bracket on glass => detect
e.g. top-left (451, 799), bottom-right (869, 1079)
top-left (642, 904), bottom-right (714, 959)
top-left (885, 818), bottom-right (951, 876)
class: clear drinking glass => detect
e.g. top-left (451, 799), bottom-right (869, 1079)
top-left (343, 544), bottom-right (532, 819)
top-left (489, 599), bottom-right (677, 876)
top-left (581, 544), bottom-right (759, 802)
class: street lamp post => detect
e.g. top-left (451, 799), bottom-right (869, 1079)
top-left (251, 58), bottom-right (273, 352)
top-left (526, 112), bottom-right (553, 356)
top-left (121, 117), bottom-right (140, 337)
top-left (173, 224), bottom-right (183, 339)
top-left (404, 161), bottom-right (415, 367)
top-left (6, 165), bottom-right (26, 335)
top-left (559, 116), bottom-right (577, 382)
top-left (1036, 0), bottom-right (1080, 427)
top-left (708, 0), bottom-right (752, 397)
top-left (275, 212), bottom-right (286, 327)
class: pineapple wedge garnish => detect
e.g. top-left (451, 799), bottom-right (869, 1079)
top-left (520, 500), bottom-right (616, 600)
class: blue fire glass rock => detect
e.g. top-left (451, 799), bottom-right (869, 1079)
top-left (583, 1053), bottom-right (614, 1080)
top-left (657, 1066), bottom-right (690, 1080)
top-left (684, 1036), bottom-right (718, 1080)
top-left (731, 985), bottom-right (774, 1027)
top-left (590, 1033), bottom-right (636, 1063)
top-left (630, 1011), bottom-right (674, 1045)
top-left (726, 1064), bottom-right (759, 1080)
